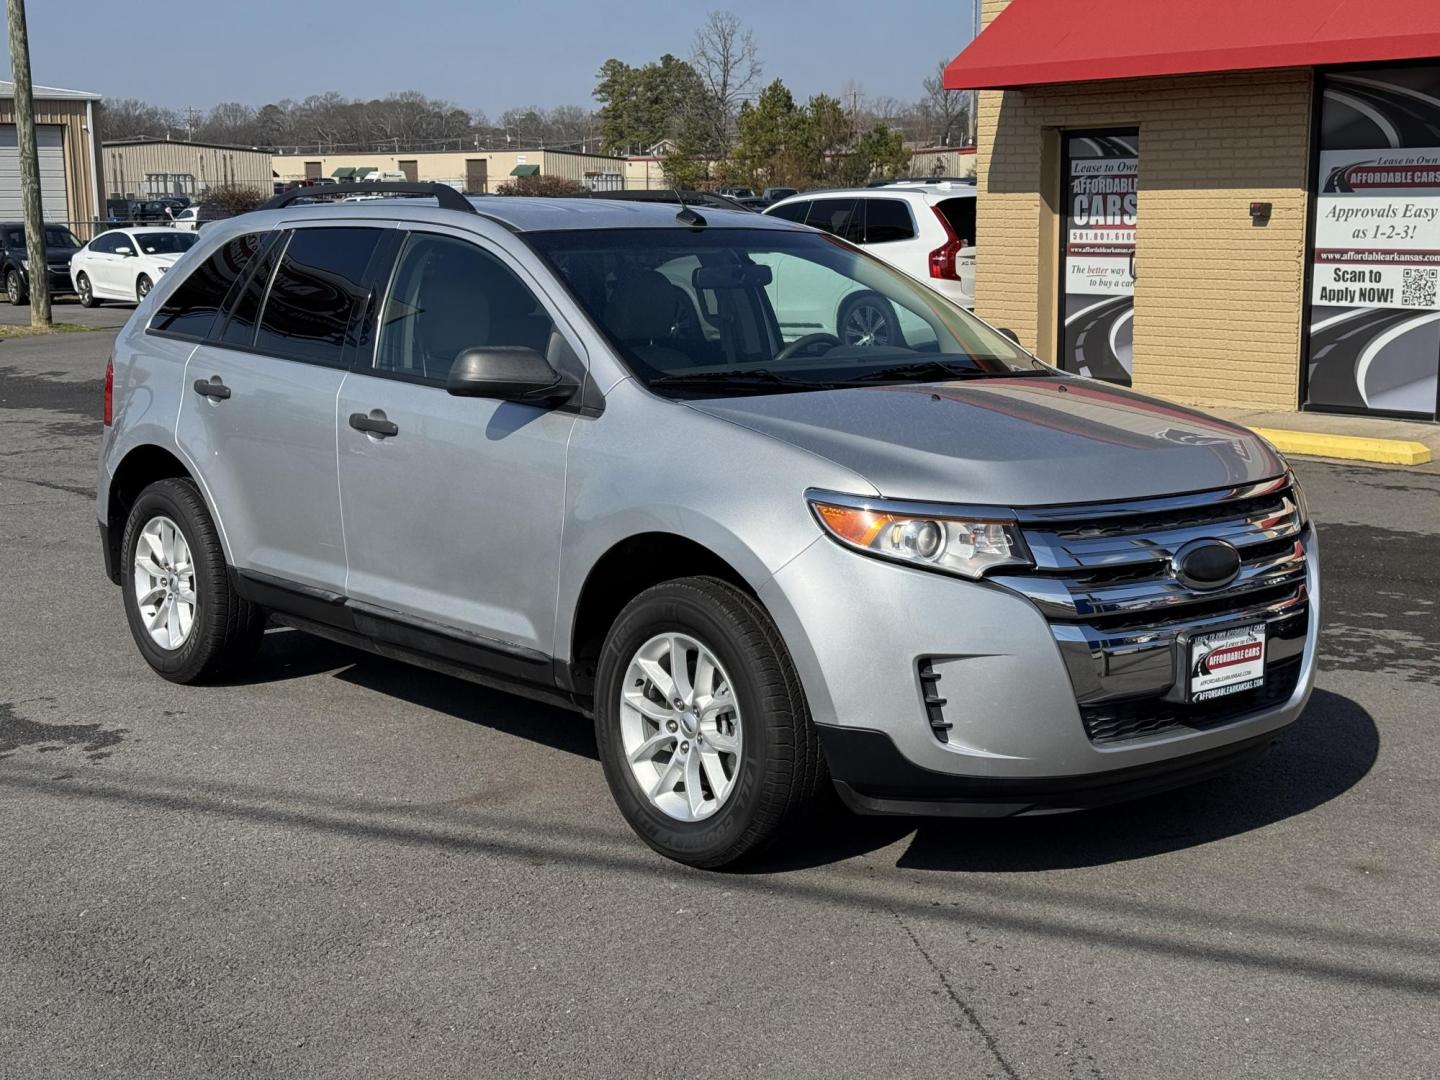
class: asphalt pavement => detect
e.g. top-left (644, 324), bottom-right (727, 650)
top-left (1, 322), bottom-right (1437, 1080)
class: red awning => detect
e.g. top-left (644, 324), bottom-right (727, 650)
top-left (945, 0), bottom-right (1440, 90)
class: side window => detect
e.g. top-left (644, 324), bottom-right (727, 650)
top-left (936, 197), bottom-right (976, 247)
top-left (253, 227), bottom-right (383, 366)
top-left (151, 232), bottom-right (265, 340)
top-left (217, 236), bottom-right (280, 348)
top-left (89, 233), bottom-right (120, 255)
top-left (766, 201), bottom-right (810, 224)
top-left (375, 232), bottom-right (555, 385)
top-left (804, 199), bottom-right (862, 242)
top-left (863, 199), bottom-right (916, 244)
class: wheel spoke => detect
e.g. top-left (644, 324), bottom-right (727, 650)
top-left (623, 686), bottom-right (674, 723)
top-left (135, 553), bottom-right (165, 579)
top-left (699, 685), bottom-right (733, 721)
top-left (165, 596), bottom-right (182, 645)
top-left (147, 596), bottom-right (170, 631)
top-left (667, 635), bottom-right (694, 702)
top-left (683, 750), bottom-right (705, 817)
top-left (705, 727), bottom-right (740, 755)
top-left (636, 657), bottom-right (675, 701)
top-left (141, 530), bottom-right (165, 564)
top-left (137, 586), bottom-right (166, 608)
top-left (628, 730), bottom-right (675, 764)
top-left (648, 756), bottom-right (684, 800)
top-left (176, 585), bottom-right (196, 606)
top-left (699, 747), bottom-right (729, 799)
top-left (694, 652), bottom-right (716, 701)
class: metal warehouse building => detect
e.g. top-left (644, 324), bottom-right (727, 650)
top-left (0, 81), bottom-right (102, 230)
top-left (103, 139), bottom-right (274, 200)
top-left (272, 148), bottom-right (631, 193)
top-left (949, 0), bottom-right (1440, 422)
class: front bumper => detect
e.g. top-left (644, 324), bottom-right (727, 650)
top-left (759, 500), bottom-right (1319, 813)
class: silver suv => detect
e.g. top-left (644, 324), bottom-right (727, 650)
top-left (97, 183), bottom-right (1319, 867)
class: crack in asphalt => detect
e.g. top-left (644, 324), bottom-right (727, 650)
top-left (891, 908), bottom-right (1022, 1080)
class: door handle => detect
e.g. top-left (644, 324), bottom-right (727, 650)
top-left (349, 410), bottom-right (399, 438)
top-left (193, 377), bottom-right (231, 400)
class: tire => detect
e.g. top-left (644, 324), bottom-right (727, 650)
top-left (6, 269), bottom-right (27, 306)
top-left (838, 291), bottom-right (901, 348)
top-left (76, 272), bottom-right (99, 308)
top-left (595, 576), bottom-right (825, 868)
top-left (120, 478), bottom-right (265, 683)
top-left (135, 274), bottom-right (153, 302)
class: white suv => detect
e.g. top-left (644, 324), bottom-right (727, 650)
top-left (764, 183), bottom-right (977, 350)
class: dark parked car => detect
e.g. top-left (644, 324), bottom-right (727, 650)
top-left (761, 186), bottom-right (799, 204)
top-left (0, 221), bottom-right (83, 304)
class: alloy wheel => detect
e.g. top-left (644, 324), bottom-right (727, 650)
top-left (6, 273), bottom-right (20, 304)
top-left (137, 275), bottom-right (152, 300)
top-left (132, 515), bottom-right (197, 650)
top-left (619, 632), bottom-right (743, 821)
top-left (841, 300), bottom-right (893, 347)
top-left (78, 275), bottom-right (92, 304)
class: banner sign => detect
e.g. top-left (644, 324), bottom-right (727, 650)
top-left (1065, 156), bottom-right (1137, 297)
top-left (1312, 148), bottom-right (1440, 312)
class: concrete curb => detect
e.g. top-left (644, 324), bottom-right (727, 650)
top-left (1251, 427), bottom-right (1433, 466)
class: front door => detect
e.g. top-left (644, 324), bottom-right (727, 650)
top-left (1059, 129), bottom-right (1139, 384)
top-left (337, 228), bottom-right (578, 661)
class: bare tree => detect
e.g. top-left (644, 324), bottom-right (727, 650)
top-left (920, 58), bottom-right (970, 146)
top-left (690, 9), bottom-right (761, 156)
top-left (97, 97), bottom-right (183, 141)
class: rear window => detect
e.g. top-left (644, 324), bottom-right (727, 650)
top-left (936, 197), bottom-right (976, 246)
top-left (863, 199), bottom-right (915, 243)
top-left (150, 232), bottom-right (265, 340)
top-left (252, 227), bottom-right (383, 366)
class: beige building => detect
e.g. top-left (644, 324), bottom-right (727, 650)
top-left (948, 0), bottom-right (1440, 422)
top-left (272, 148), bottom-right (630, 193)
top-left (103, 139), bottom-right (273, 201)
top-left (0, 81), bottom-right (102, 232)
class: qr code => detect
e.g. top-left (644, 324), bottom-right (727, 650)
top-left (1402, 267), bottom-right (1438, 307)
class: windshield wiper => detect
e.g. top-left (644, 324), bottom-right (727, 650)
top-left (833, 360), bottom-right (1048, 385)
top-left (648, 368), bottom-right (832, 391)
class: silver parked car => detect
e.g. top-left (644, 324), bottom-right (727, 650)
top-left (97, 184), bottom-right (1319, 867)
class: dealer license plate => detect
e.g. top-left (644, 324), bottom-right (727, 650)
top-left (1188, 623), bottom-right (1266, 702)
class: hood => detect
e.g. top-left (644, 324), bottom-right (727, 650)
top-left (683, 376), bottom-right (1285, 507)
top-left (146, 252), bottom-right (183, 267)
top-left (44, 247), bottom-right (78, 263)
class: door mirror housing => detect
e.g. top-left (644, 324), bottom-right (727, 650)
top-left (447, 346), bottom-right (576, 404)
top-left (115, 245), bottom-right (134, 257)
top-left (997, 327), bottom-right (1021, 345)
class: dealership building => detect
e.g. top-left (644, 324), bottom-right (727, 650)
top-left (947, 0), bottom-right (1440, 422)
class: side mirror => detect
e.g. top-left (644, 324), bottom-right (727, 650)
top-left (447, 346), bottom-right (576, 403)
top-left (115, 246), bottom-right (134, 257)
top-left (998, 327), bottom-right (1021, 344)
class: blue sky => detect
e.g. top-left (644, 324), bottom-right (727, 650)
top-left (9, 0), bottom-right (975, 113)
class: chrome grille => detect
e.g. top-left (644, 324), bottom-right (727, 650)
top-left (990, 475), bottom-right (1311, 745)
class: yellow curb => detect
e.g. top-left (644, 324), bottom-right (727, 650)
top-left (1251, 427), bottom-right (1433, 466)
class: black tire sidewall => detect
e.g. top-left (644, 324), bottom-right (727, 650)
top-left (595, 580), bottom-right (793, 867)
top-left (120, 480), bottom-right (222, 681)
top-left (77, 273), bottom-right (96, 307)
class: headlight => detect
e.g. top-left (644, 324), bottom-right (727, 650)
top-left (157, 265), bottom-right (168, 274)
top-left (806, 491), bottom-right (1033, 579)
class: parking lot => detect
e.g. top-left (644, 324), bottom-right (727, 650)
top-left (1, 320), bottom-right (1437, 1080)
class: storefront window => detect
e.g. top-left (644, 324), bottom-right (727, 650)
top-left (1306, 65), bottom-right (1440, 419)
top-left (1059, 130), bottom-right (1139, 385)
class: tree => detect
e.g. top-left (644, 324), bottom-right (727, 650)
top-left (97, 97), bottom-right (182, 141)
top-left (837, 125), bottom-right (911, 186)
top-left (689, 9), bottom-right (761, 157)
top-left (593, 54), bottom-right (706, 156)
top-left (920, 58), bottom-right (971, 146)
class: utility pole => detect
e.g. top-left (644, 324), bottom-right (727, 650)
top-left (6, 0), bottom-right (50, 326)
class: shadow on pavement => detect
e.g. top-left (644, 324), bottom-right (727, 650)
top-left (753, 689), bottom-right (1378, 873)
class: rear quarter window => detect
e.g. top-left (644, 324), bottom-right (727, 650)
top-left (766, 201), bottom-right (810, 224)
top-left (862, 199), bottom-right (916, 244)
top-left (252, 227), bottom-right (383, 367)
top-left (936, 197), bottom-right (976, 246)
top-left (150, 232), bottom-right (265, 340)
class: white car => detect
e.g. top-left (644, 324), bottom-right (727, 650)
top-left (170, 207), bottom-right (204, 232)
top-left (763, 183), bottom-right (977, 347)
top-left (70, 228), bottom-right (200, 306)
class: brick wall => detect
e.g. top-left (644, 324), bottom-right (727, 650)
top-left (974, 0), bottom-right (1313, 410)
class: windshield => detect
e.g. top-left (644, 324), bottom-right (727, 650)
top-left (131, 231), bottom-right (198, 255)
top-left (527, 228), bottom-right (1041, 396)
top-left (4, 225), bottom-right (81, 249)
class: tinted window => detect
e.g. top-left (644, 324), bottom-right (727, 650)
top-left (151, 232), bottom-right (264, 339)
top-left (375, 233), bottom-right (555, 384)
top-left (134, 231), bottom-right (198, 255)
top-left (804, 199), bottom-right (862, 242)
top-left (863, 199), bottom-right (915, 243)
top-left (218, 237), bottom-right (279, 347)
top-left (253, 227), bottom-right (382, 366)
top-left (766, 201), bottom-right (809, 224)
top-left (88, 233), bottom-right (121, 254)
top-left (936, 197), bottom-right (976, 246)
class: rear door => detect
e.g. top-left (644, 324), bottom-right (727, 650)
top-left (173, 224), bottom-right (388, 592)
top-left (83, 232), bottom-right (125, 296)
top-left (336, 227), bottom-right (580, 665)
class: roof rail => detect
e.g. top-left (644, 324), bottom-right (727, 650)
top-left (259, 181), bottom-right (477, 214)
